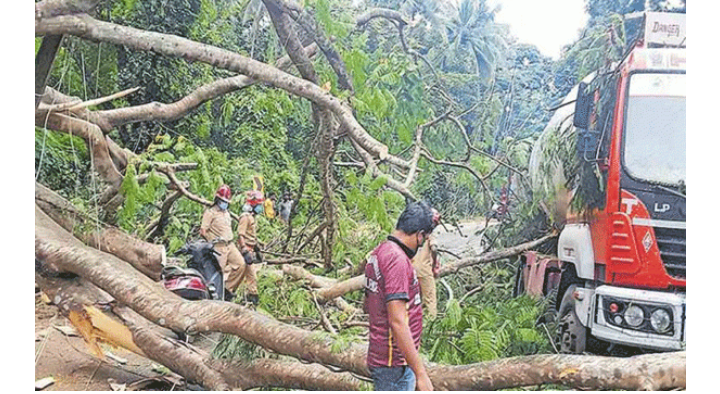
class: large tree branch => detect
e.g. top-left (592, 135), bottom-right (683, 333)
top-left (280, 0), bottom-right (354, 93)
top-left (38, 45), bottom-right (318, 134)
top-left (35, 182), bottom-right (166, 280)
top-left (429, 351), bottom-right (685, 390)
top-left (36, 266), bottom-right (364, 391)
top-left (37, 112), bottom-right (124, 191)
top-left (438, 233), bottom-right (555, 276)
top-left (36, 204), bottom-right (371, 376)
top-left (35, 13), bottom-right (408, 169)
top-left (36, 205), bottom-right (684, 390)
top-left (348, 137), bottom-right (415, 200)
top-left (290, 233), bottom-right (557, 303)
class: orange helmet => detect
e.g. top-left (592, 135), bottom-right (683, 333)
top-left (215, 184), bottom-right (232, 203)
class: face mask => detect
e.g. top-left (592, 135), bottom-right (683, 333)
top-left (218, 201), bottom-right (229, 210)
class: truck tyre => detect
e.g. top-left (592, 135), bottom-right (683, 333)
top-left (556, 284), bottom-right (587, 354)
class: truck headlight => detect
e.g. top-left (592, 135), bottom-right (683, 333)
top-left (650, 308), bottom-right (672, 333)
top-left (624, 305), bottom-right (644, 327)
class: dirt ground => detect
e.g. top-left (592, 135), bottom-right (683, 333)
top-left (34, 293), bottom-right (159, 391)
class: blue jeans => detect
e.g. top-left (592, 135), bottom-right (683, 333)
top-left (370, 365), bottom-right (416, 391)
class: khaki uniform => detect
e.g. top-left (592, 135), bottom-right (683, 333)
top-left (230, 212), bottom-right (258, 294)
top-left (200, 206), bottom-right (255, 295)
top-left (411, 235), bottom-right (438, 319)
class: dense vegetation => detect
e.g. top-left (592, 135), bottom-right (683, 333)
top-left (35, 0), bottom-right (685, 372)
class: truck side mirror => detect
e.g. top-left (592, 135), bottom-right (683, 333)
top-left (573, 82), bottom-right (591, 129)
top-left (574, 82), bottom-right (600, 160)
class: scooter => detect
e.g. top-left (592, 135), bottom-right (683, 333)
top-left (162, 239), bottom-right (231, 301)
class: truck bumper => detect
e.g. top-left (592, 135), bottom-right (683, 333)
top-left (588, 285), bottom-right (685, 351)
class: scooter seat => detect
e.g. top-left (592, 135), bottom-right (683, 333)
top-left (161, 265), bottom-right (205, 280)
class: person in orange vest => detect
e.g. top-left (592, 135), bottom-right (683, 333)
top-left (199, 185), bottom-right (244, 298)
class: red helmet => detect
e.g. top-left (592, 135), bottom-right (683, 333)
top-left (246, 190), bottom-right (264, 207)
top-left (215, 184), bottom-right (232, 203)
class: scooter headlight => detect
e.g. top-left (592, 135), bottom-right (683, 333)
top-left (650, 308), bottom-right (672, 333)
top-left (624, 305), bottom-right (645, 327)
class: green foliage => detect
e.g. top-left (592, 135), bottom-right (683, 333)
top-left (35, 128), bottom-right (90, 199)
top-left (424, 291), bottom-right (551, 364)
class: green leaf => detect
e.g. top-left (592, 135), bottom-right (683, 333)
top-left (368, 175), bottom-right (387, 191)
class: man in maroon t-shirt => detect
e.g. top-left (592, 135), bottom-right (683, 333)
top-left (365, 201), bottom-right (436, 391)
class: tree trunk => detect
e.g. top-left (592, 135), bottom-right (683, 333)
top-left (35, 182), bottom-right (165, 280)
top-left (35, 267), bottom-right (365, 390)
top-left (35, 204), bottom-right (371, 376)
top-left (428, 352), bottom-right (685, 391)
top-left (36, 201), bottom-right (685, 390)
top-left (263, 0), bottom-right (338, 269)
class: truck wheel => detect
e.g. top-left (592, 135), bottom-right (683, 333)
top-left (556, 284), bottom-right (587, 354)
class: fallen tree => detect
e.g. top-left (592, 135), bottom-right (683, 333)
top-left (36, 201), bottom-right (686, 390)
top-left (33, 0), bottom-right (686, 390)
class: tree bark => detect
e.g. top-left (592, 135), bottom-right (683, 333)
top-left (428, 352), bottom-right (685, 391)
top-left (36, 266), bottom-right (363, 391)
top-left (35, 35), bottom-right (63, 110)
top-left (35, 182), bottom-right (165, 280)
top-left (37, 112), bottom-right (124, 192)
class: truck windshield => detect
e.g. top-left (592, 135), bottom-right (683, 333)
top-left (623, 73), bottom-right (685, 186)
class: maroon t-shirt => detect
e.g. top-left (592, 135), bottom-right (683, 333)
top-left (365, 238), bottom-right (423, 368)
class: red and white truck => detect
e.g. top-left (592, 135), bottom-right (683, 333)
top-left (519, 12), bottom-right (686, 353)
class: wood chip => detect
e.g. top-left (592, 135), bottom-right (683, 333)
top-left (35, 377), bottom-right (55, 390)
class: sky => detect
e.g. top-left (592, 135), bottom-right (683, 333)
top-left (488, 0), bottom-right (589, 59)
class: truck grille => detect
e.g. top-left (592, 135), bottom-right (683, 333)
top-left (654, 227), bottom-right (686, 279)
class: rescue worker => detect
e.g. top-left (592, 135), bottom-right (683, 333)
top-left (411, 208), bottom-right (442, 320)
top-left (234, 190), bottom-right (263, 306)
top-left (199, 185), bottom-right (244, 298)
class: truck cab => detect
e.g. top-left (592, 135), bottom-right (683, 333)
top-left (521, 12), bottom-right (685, 353)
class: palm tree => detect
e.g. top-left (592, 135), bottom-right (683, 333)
top-left (436, 0), bottom-right (506, 79)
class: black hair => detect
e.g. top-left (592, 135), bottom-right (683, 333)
top-left (395, 201), bottom-right (434, 235)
